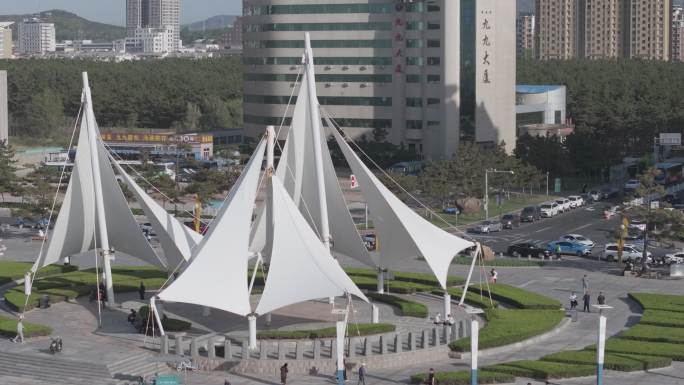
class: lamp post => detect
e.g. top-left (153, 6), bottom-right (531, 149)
top-left (592, 304), bottom-right (613, 385)
top-left (466, 307), bottom-right (485, 385)
top-left (485, 169), bottom-right (514, 220)
top-left (546, 171), bottom-right (550, 196)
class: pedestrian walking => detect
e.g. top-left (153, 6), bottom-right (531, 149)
top-left (597, 292), bottom-right (606, 305)
top-left (12, 315), bottom-right (24, 343)
top-left (490, 268), bottom-right (498, 284)
top-left (138, 282), bottom-right (146, 300)
top-left (358, 363), bottom-right (367, 385)
top-left (583, 292), bottom-right (591, 313)
top-left (433, 312), bottom-right (442, 325)
top-left (280, 363), bottom-right (288, 384)
top-left (581, 274), bottom-right (589, 292)
top-left (569, 291), bottom-right (578, 310)
top-left (555, 244), bottom-right (562, 260)
top-left (427, 368), bottom-right (436, 385)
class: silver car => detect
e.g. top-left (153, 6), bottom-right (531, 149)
top-left (476, 220), bottom-right (503, 233)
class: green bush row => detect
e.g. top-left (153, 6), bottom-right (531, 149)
top-left (431, 289), bottom-right (499, 310)
top-left (409, 370), bottom-right (514, 385)
top-left (257, 323), bottom-right (396, 340)
top-left (629, 293), bottom-right (684, 313)
top-left (351, 276), bottom-right (433, 294)
top-left (597, 339), bottom-right (684, 361)
top-left (619, 324), bottom-right (684, 344)
top-left (640, 309), bottom-right (684, 328)
top-left (343, 268), bottom-right (464, 287)
top-left (484, 360), bottom-right (595, 380)
top-left (449, 309), bottom-right (564, 352)
top-left (541, 350), bottom-right (672, 372)
top-left (451, 256), bottom-right (544, 267)
top-left (469, 283), bottom-right (561, 309)
top-left (0, 262), bottom-right (78, 286)
top-left (366, 293), bottom-right (428, 318)
top-left (0, 315), bottom-right (52, 338)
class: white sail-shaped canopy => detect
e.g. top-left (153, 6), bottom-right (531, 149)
top-left (329, 124), bottom-right (474, 289)
top-left (113, 160), bottom-right (202, 270)
top-left (34, 95), bottom-right (165, 271)
top-left (157, 139), bottom-right (266, 316)
top-left (255, 175), bottom-right (368, 316)
top-left (251, 55), bottom-right (374, 267)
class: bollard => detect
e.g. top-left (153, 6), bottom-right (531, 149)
top-left (278, 341), bottom-right (286, 360)
top-left (330, 339), bottom-right (336, 359)
top-left (296, 341), bottom-right (304, 360)
top-left (259, 340), bottom-right (268, 360)
top-left (224, 340), bottom-right (232, 360)
top-left (394, 333), bottom-right (402, 353)
top-left (444, 326), bottom-right (450, 343)
top-left (175, 336), bottom-right (185, 356)
top-left (348, 338), bottom-right (356, 357)
top-left (241, 340), bottom-right (249, 360)
top-left (364, 337), bottom-right (371, 356)
top-left (432, 328), bottom-right (438, 346)
top-left (451, 323), bottom-right (458, 341)
top-left (421, 330), bottom-right (428, 349)
top-left (208, 338), bottom-right (217, 360)
top-left (160, 335), bottom-right (169, 354)
top-left (313, 340), bottom-right (321, 359)
top-left (379, 335), bottom-right (386, 354)
top-left (459, 321), bottom-right (465, 338)
top-left (408, 332), bottom-right (415, 351)
top-left (190, 338), bottom-right (199, 359)
top-left (371, 304), bottom-right (379, 324)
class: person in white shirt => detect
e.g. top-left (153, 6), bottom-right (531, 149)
top-left (445, 314), bottom-right (455, 326)
top-left (490, 269), bottom-right (498, 284)
top-left (433, 312), bottom-right (442, 325)
top-left (569, 291), bottom-right (578, 310)
top-left (12, 315), bottom-right (24, 343)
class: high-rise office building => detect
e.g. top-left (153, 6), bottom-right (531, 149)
top-left (583, 0), bottom-right (623, 59)
top-left (0, 22), bottom-right (12, 59)
top-left (517, 13), bottom-right (536, 57)
top-left (242, 0), bottom-right (516, 159)
top-left (535, 0), bottom-right (579, 60)
top-left (671, 6), bottom-right (684, 61)
top-left (18, 18), bottom-right (56, 55)
top-left (625, 0), bottom-right (672, 60)
top-left (126, 0), bottom-right (180, 51)
top-left (0, 70), bottom-right (7, 144)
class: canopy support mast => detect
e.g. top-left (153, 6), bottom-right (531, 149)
top-left (83, 72), bottom-right (115, 307)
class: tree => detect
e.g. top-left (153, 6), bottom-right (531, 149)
top-left (0, 141), bottom-right (20, 202)
top-left (25, 90), bottom-right (65, 137)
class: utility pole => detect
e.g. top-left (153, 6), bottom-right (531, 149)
top-left (546, 172), bottom-right (549, 196)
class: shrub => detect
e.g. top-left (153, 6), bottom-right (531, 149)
top-left (484, 360), bottom-right (595, 380)
top-left (0, 315), bottom-right (52, 338)
top-left (451, 256), bottom-right (544, 267)
top-left (432, 288), bottom-right (499, 309)
top-left (410, 370), bottom-right (514, 385)
top-left (469, 283), bottom-right (561, 309)
top-left (351, 276), bottom-right (433, 294)
top-left (367, 293), bottom-right (428, 318)
top-left (619, 324), bottom-right (684, 344)
top-left (640, 309), bottom-right (684, 328)
top-left (344, 268), bottom-right (463, 287)
top-left (598, 339), bottom-right (684, 361)
top-left (629, 293), bottom-right (684, 313)
top-left (449, 309), bottom-right (564, 351)
top-left (541, 350), bottom-right (672, 371)
top-left (258, 323), bottom-right (396, 340)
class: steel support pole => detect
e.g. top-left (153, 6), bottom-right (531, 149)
top-left (336, 321), bottom-right (345, 385)
top-left (471, 318), bottom-right (479, 385)
top-left (597, 313), bottom-right (606, 385)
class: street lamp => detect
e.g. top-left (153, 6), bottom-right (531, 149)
top-left (485, 169), bottom-right (514, 220)
top-left (465, 307), bottom-right (485, 385)
top-left (592, 304), bottom-right (613, 385)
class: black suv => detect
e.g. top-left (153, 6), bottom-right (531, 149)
top-left (520, 206), bottom-right (541, 222)
top-left (501, 214), bottom-right (520, 229)
top-left (507, 242), bottom-right (550, 259)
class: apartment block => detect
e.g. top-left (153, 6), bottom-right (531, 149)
top-left (517, 13), bottom-right (535, 57)
top-left (583, 0), bottom-right (623, 59)
top-left (18, 18), bottom-right (56, 55)
top-left (126, 0), bottom-right (180, 51)
top-left (535, 0), bottom-right (579, 60)
top-left (625, 0), bottom-right (671, 60)
top-left (672, 6), bottom-right (684, 61)
top-left (0, 22), bottom-right (12, 59)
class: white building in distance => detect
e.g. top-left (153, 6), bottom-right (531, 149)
top-left (0, 70), bottom-right (8, 144)
top-left (18, 18), bottom-right (56, 55)
top-left (0, 22), bottom-right (13, 59)
top-left (126, 0), bottom-right (181, 52)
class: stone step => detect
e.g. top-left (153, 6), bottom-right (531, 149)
top-left (107, 351), bottom-right (172, 379)
top-left (0, 362), bottom-right (118, 385)
top-left (0, 351), bottom-right (112, 379)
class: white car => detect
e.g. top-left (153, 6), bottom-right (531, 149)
top-left (601, 243), bottom-right (652, 263)
top-left (664, 252), bottom-right (684, 265)
top-left (628, 219), bottom-right (647, 232)
top-left (589, 191), bottom-right (601, 201)
top-left (624, 179), bottom-right (641, 191)
top-left (540, 202), bottom-right (558, 218)
top-left (559, 234), bottom-right (595, 249)
top-left (567, 195), bottom-right (583, 208)
top-left (555, 199), bottom-right (567, 213)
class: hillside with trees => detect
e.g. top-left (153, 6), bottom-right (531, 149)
top-left (0, 10), bottom-right (125, 42)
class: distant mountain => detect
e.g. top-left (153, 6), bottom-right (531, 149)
top-left (0, 9), bottom-right (125, 43)
top-left (185, 15), bottom-right (238, 32)
top-left (518, 0), bottom-right (535, 14)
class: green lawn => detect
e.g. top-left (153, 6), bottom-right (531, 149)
top-left (410, 370), bottom-right (514, 385)
top-left (469, 283), bottom-right (561, 309)
top-left (427, 194), bottom-right (554, 227)
top-left (0, 315), bottom-right (52, 338)
top-left (541, 350), bottom-right (672, 371)
top-left (451, 256), bottom-right (544, 267)
top-left (640, 309), bottom-right (684, 328)
top-left (629, 293), bottom-right (684, 313)
top-left (258, 323), bottom-right (395, 340)
top-left (366, 293), bottom-right (428, 318)
top-left (484, 360), bottom-right (595, 380)
top-left (432, 288), bottom-right (499, 309)
top-left (449, 309), bottom-right (564, 352)
top-left (0, 261), bottom-right (78, 286)
top-left (619, 324), bottom-right (684, 344)
top-left (344, 268), bottom-right (464, 287)
top-left (598, 339), bottom-right (684, 361)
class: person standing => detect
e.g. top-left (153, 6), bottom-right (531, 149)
top-left (490, 268), bottom-right (498, 284)
top-left (358, 363), bottom-right (366, 385)
top-left (597, 292), bottom-right (606, 305)
top-left (280, 363), bottom-right (288, 384)
top-left (433, 312), bottom-right (442, 325)
top-left (582, 275), bottom-right (589, 292)
top-left (555, 244), bottom-right (562, 260)
top-left (569, 291), bottom-right (578, 310)
top-left (583, 292), bottom-right (591, 313)
top-left (427, 368), bottom-right (436, 385)
top-left (12, 314), bottom-right (24, 343)
top-left (138, 282), bottom-right (146, 300)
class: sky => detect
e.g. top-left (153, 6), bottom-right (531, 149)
top-left (2, 0), bottom-right (243, 25)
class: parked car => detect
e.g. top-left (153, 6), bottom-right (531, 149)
top-left (624, 179), bottom-right (641, 192)
top-left (567, 195), bottom-right (583, 208)
top-left (540, 203), bottom-right (558, 218)
top-left (442, 207), bottom-right (459, 215)
top-left (663, 252), bottom-right (684, 265)
top-left (520, 206), bottom-right (541, 222)
top-left (555, 199), bottom-right (567, 213)
top-left (559, 234), bottom-right (595, 249)
top-left (547, 240), bottom-right (592, 256)
top-left (507, 243), bottom-right (550, 259)
top-left (362, 233), bottom-right (376, 250)
top-left (475, 220), bottom-right (502, 233)
top-left (580, 193), bottom-right (594, 205)
top-left (500, 214), bottom-right (519, 229)
top-left (601, 243), bottom-right (652, 262)
top-left (589, 191), bottom-right (601, 201)
top-left (628, 218), bottom-right (647, 232)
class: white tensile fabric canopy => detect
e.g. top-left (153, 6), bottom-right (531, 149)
top-left (113, 160), bottom-right (202, 270)
top-left (34, 99), bottom-right (165, 271)
top-left (329, 123), bottom-right (474, 289)
top-left (255, 174), bottom-right (368, 316)
top-left (157, 139), bottom-right (266, 316)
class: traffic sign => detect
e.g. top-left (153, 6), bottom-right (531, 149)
top-left (659, 133), bottom-right (681, 146)
top-left (350, 174), bottom-right (359, 189)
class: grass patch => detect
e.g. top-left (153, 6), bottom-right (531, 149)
top-left (629, 293), bottom-right (684, 313)
top-left (258, 323), bottom-right (396, 340)
top-left (344, 268), bottom-right (464, 288)
top-left (484, 360), bottom-right (595, 380)
top-left (350, 276), bottom-right (433, 294)
top-left (367, 293), bottom-right (428, 318)
top-left (469, 283), bottom-right (561, 309)
top-left (640, 309), bottom-right (684, 328)
top-left (0, 261), bottom-right (78, 286)
top-left (541, 350), bottom-right (672, 371)
top-left (449, 309), bottom-right (564, 352)
top-left (597, 339), bottom-right (684, 361)
top-left (451, 256), bottom-right (544, 267)
top-left (0, 315), bottom-right (52, 338)
top-left (432, 288), bottom-right (499, 309)
top-left (138, 305), bottom-right (191, 332)
top-left (620, 324), bottom-right (684, 344)
top-left (410, 370), bottom-right (514, 385)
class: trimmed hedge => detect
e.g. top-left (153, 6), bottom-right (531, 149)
top-left (344, 268), bottom-right (464, 287)
top-left (258, 323), bottom-right (395, 340)
top-left (367, 292), bottom-right (428, 318)
top-left (351, 276), bottom-right (433, 294)
top-left (410, 370), bottom-right (514, 385)
top-left (640, 309), bottom-right (684, 328)
top-left (629, 293), bottom-right (684, 313)
top-left (0, 315), bottom-right (52, 338)
top-left (449, 309), bottom-right (564, 352)
top-left (469, 283), bottom-right (561, 309)
top-left (452, 256), bottom-right (544, 267)
top-left (598, 339), bottom-right (684, 361)
top-left (0, 262), bottom-right (78, 286)
top-left (432, 288), bottom-right (499, 309)
top-left (541, 350), bottom-right (672, 371)
top-left (619, 324), bottom-right (684, 344)
top-left (484, 360), bottom-right (595, 380)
